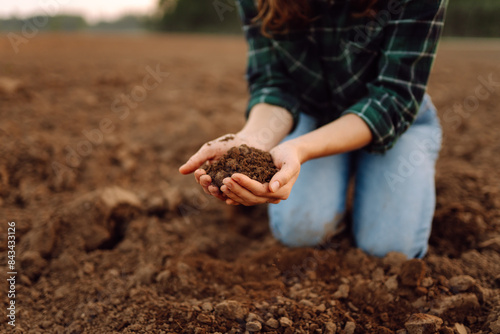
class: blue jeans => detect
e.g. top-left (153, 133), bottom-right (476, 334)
top-left (268, 94), bottom-right (442, 258)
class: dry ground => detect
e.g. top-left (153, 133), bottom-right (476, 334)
top-left (0, 34), bottom-right (499, 333)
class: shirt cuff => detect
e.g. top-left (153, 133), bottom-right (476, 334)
top-left (342, 98), bottom-right (411, 154)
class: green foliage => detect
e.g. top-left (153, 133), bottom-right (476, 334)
top-left (0, 14), bottom-right (147, 32)
top-left (443, 0), bottom-right (500, 37)
top-left (152, 0), bottom-right (500, 37)
top-left (152, 0), bottom-right (242, 34)
top-left (90, 15), bottom-right (148, 31)
top-left (0, 15), bottom-right (88, 32)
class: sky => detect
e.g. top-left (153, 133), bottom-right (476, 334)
top-left (0, 0), bottom-right (158, 23)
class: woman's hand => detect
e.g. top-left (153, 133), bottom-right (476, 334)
top-left (179, 103), bottom-right (295, 205)
top-left (179, 133), bottom-right (260, 200)
top-left (220, 141), bottom-right (301, 206)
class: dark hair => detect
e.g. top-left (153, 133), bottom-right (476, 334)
top-left (255, 0), bottom-right (381, 37)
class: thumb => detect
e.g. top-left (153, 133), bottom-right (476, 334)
top-left (179, 148), bottom-right (213, 175)
top-left (268, 162), bottom-right (298, 193)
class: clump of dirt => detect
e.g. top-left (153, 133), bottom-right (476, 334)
top-left (204, 144), bottom-right (278, 188)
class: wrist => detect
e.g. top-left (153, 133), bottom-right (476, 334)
top-left (286, 137), bottom-right (310, 164)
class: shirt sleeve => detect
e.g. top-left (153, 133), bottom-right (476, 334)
top-left (342, 0), bottom-right (447, 153)
top-left (236, 0), bottom-right (302, 131)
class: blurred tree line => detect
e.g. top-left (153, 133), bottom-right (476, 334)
top-left (442, 0), bottom-right (500, 37)
top-left (152, 0), bottom-right (500, 37)
top-left (0, 14), bottom-right (147, 32)
top-left (151, 0), bottom-right (241, 33)
top-left (0, 0), bottom-right (499, 37)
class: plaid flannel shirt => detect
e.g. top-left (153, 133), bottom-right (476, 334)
top-left (236, 0), bottom-right (447, 153)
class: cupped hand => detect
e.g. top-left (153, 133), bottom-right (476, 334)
top-left (220, 141), bottom-right (301, 206)
top-left (179, 133), bottom-right (255, 201)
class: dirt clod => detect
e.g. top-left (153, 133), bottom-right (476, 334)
top-left (214, 300), bottom-right (248, 320)
top-left (246, 321), bottom-right (262, 332)
top-left (279, 317), bottom-right (293, 328)
top-left (325, 322), bottom-right (337, 334)
top-left (204, 144), bottom-right (278, 188)
top-left (400, 259), bottom-right (427, 287)
top-left (344, 321), bottom-right (356, 334)
top-left (404, 313), bottom-right (443, 334)
top-left (266, 318), bottom-right (280, 329)
top-left (448, 275), bottom-right (476, 293)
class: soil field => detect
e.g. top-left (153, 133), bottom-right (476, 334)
top-left (0, 34), bottom-right (499, 334)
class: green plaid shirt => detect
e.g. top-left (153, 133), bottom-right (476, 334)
top-left (236, 0), bottom-right (447, 153)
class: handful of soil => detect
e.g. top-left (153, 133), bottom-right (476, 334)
top-left (204, 144), bottom-right (278, 188)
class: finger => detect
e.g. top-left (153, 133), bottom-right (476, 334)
top-left (230, 174), bottom-right (268, 196)
top-left (199, 174), bottom-right (212, 188)
top-left (194, 169), bottom-right (206, 184)
top-left (179, 146), bottom-right (214, 175)
top-left (208, 185), bottom-right (226, 201)
top-left (221, 184), bottom-right (246, 205)
top-left (225, 198), bottom-right (240, 206)
top-left (197, 174), bottom-right (212, 195)
top-left (269, 162), bottom-right (300, 193)
top-left (223, 177), bottom-right (265, 205)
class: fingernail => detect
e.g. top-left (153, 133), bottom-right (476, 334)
top-left (270, 181), bottom-right (280, 192)
top-left (223, 178), bottom-right (232, 188)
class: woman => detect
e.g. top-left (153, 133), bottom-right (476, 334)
top-left (179, 0), bottom-right (447, 259)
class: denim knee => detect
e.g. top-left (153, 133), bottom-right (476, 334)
top-left (269, 207), bottom-right (344, 247)
top-left (355, 233), bottom-right (427, 259)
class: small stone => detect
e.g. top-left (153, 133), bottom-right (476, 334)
top-left (347, 302), bottom-right (359, 312)
top-left (448, 275), bottom-right (476, 293)
top-left (454, 323), bottom-right (468, 334)
top-left (333, 284), bottom-right (349, 299)
top-left (344, 321), bottom-right (356, 334)
top-left (421, 277), bottom-right (433, 288)
top-left (385, 275), bottom-right (399, 291)
top-left (265, 318), bottom-right (279, 329)
top-left (279, 317), bottom-right (293, 328)
top-left (201, 302), bottom-right (213, 312)
top-left (430, 293), bottom-right (479, 315)
top-left (404, 313), bottom-right (443, 334)
top-left (83, 262), bottom-right (94, 274)
top-left (214, 300), bottom-right (247, 320)
top-left (246, 321), bottom-right (262, 332)
top-left (316, 304), bottom-right (326, 313)
top-left (197, 313), bottom-right (212, 324)
top-left (399, 259), bottom-right (427, 287)
top-left (300, 299), bottom-right (314, 307)
top-left (246, 312), bottom-right (263, 323)
top-left (324, 322), bottom-right (337, 334)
